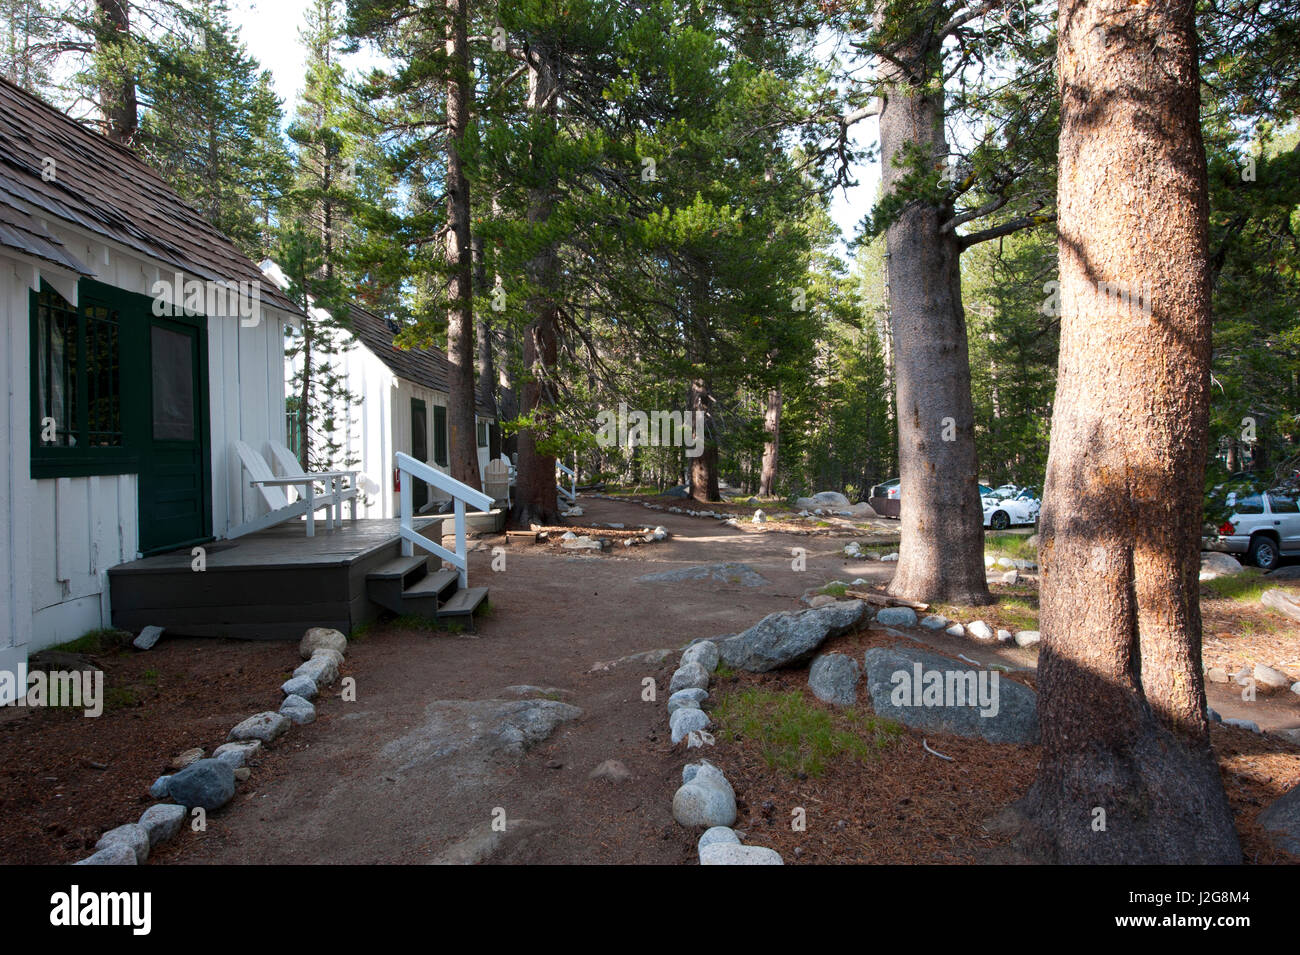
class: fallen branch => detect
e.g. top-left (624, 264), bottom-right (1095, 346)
top-left (845, 589), bottom-right (930, 612)
top-left (922, 739), bottom-right (954, 761)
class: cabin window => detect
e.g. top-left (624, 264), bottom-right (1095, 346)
top-left (31, 284), bottom-right (130, 476)
top-left (433, 404), bottom-right (449, 467)
top-left (477, 421), bottom-right (489, 448)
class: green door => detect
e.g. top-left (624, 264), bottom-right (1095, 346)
top-left (138, 316), bottom-right (211, 554)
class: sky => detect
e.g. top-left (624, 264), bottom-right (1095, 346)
top-left (226, 0), bottom-right (879, 263)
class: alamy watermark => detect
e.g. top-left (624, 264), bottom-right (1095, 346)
top-left (1041, 279), bottom-right (1153, 318)
top-left (50, 885), bottom-right (150, 935)
top-left (150, 271), bottom-right (261, 327)
top-left (1, 665), bottom-right (103, 717)
top-left (890, 663), bottom-right (1000, 717)
top-left (595, 402), bottom-right (705, 458)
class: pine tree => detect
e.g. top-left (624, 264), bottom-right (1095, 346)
top-left (136, 0), bottom-right (290, 258)
top-left (281, 0), bottom-right (368, 474)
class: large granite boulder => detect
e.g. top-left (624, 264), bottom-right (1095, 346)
top-left (861, 646), bottom-right (1039, 744)
top-left (717, 600), bottom-right (868, 672)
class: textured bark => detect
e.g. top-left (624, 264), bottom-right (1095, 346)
top-left (442, 0), bottom-right (482, 491)
top-left (509, 42), bottom-right (563, 528)
top-left (510, 311), bottom-right (562, 527)
top-left (688, 377), bottom-right (719, 502)
top-left (1015, 0), bottom-right (1240, 864)
top-left (877, 27), bottom-right (989, 606)
top-left (759, 386), bottom-right (780, 497)
top-left (94, 0), bottom-right (137, 144)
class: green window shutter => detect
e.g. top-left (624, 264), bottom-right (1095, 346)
top-left (434, 405), bottom-right (448, 467)
top-left (30, 280), bottom-right (137, 478)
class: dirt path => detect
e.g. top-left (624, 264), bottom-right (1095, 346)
top-left (157, 498), bottom-right (890, 865)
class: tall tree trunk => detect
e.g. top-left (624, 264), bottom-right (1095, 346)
top-left (93, 0), bottom-right (137, 144)
top-left (1013, 0), bottom-right (1239, 864)
top-left (443, 0), bottom-right (482, 491)
top-left (509, 41), bottom-right (563, 527)
top-left (510, 312), bottom-right (561, 526)
top-left (688, 377), bottom-right (719, 502)
top-left (877, 25), bottom-right (989, 606)
top-left (759, 385), bottom-right (780, 496)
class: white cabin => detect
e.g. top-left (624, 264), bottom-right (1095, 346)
top-left (0, 78), bottom-right (304, 693)
top-left (264, 263), bottom-right (495, 519)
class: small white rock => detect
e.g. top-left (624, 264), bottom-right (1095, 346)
top-left (698, 826), bottom-right (741, 856)
top-left (138, 803), bottom-right (186, 848)
top-left (94, 823), bottom-right (150, 864)
top-left (670, 707), bottom-right (712, 744)
top-left (700, 843), bottom-right (784, 865)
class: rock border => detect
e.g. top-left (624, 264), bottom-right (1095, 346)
top-left (72, 626), bottom-right (350, 865)
top-left (664, 639), bottom-right (785, 865)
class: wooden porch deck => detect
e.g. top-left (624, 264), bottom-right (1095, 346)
top-left (108, 518), bottom-right (439, 640)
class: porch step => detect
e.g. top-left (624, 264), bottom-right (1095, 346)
top-left (436, 586), bottom-right (489, 619)
top-left (403, 568), bottom-right (459, 602)
top-left (368, 555), bottom-right (430, 581)
top-left (364, 552), bottom-right (487, 627)
top-left (366, 556), bottom-right (430, 615)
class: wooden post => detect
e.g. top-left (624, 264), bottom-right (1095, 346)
top-left (454, 498), bottom-right (467, 588)
top-left (399, 465), bottom-right (413, 558)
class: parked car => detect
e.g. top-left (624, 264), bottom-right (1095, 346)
top-left (988, 484), bottom-right (1020, 500)
top-left (983, 494), bottom-right (1039, 530)
top-left (870, 478), bottom-right (901, 500)
top-left (1203, 486), bottom-right (1300, 570)
top-left (868, 478), bottom-right (994, 520)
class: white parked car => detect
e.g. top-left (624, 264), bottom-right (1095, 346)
top-left (983, 494), bottom-right (1039, 530)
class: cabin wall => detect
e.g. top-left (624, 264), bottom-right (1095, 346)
top-left (342, 345), bottom-right (395, 519)
top-left (211, 306), bottom-right (294, 536)
top-left (0, 236), bottom-right (295, 665)
top-left (292, 336), bottom-right (494, 520)
top-left (1, 257), bottom-right (36, 698)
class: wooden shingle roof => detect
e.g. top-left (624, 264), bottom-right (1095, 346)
top-left (347, 303), bottom-right (496, 417)
top-left (0, 77), bottom-right (299, 315)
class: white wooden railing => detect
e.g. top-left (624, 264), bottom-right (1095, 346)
top-left (396, 452), bottom-right (494, 588)
top-left (556, 458), bottom-right (577, 504)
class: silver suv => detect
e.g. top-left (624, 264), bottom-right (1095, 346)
top-left (1203, 488), bottom-right (1300, 570)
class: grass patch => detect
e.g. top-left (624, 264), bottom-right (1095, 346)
top-left (391, 613), bottom-right (440, 632)
top-left (818, 582), bottom-right (849, 598)
top-left (712, 687), bottom-right (902, 777)
top-left (1200, 569), bottom-right (1272, 603)
top-left (606, 484), bottom-right (660, 496)
top-left (714, 663), bottom-right (736, 680)
top-left (48, 629), bottom-right (133, 655)
top-left (983, 532), bottom-right (1038, 562)
top-left (935, 593), bottom-right (1039, 633)
top-left (103, 686), bottom-right (140, 710)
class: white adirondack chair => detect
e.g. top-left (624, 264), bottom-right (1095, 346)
top-left (230, 440), bottom-right (336, 538)
top-left (483, 458), bottom-right (511, 508)
top-left (265, 440), bottom-right (360, 525)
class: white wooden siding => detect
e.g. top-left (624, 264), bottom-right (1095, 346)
top-left (0, 228), bottom-right (295, 657)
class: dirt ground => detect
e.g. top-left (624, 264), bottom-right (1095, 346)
top-left (2, 495), bottom-right (1297, 864)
